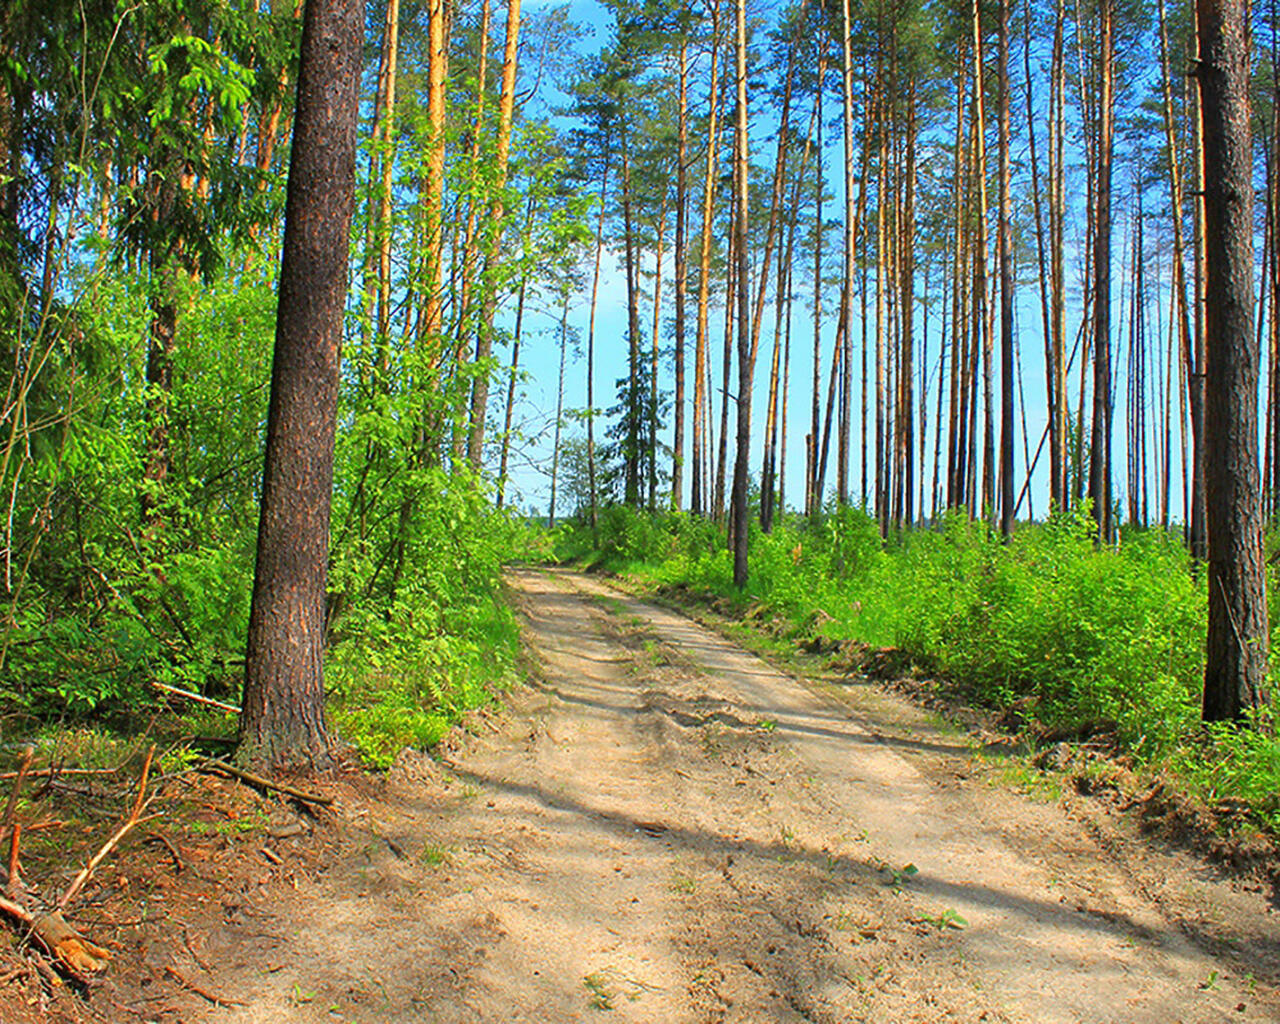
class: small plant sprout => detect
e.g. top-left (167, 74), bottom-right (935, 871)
top-left (878, 861), bottom-right (918, 892)
top-left (583, 972), bottom-right (614, 1010)
top-left (919, 908), bottom-right (968, 931)
top-left (419, 842), bottom-right (450, 867)
top-left (670, 872), bottom-right (697, 894)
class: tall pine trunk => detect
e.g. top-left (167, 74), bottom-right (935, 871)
top-left (730, 0), bottom-right (752, 587)
top-left (240, 0), bottom-right (361, 769)
top-left (1198, 0), bottom-right (1269, 721)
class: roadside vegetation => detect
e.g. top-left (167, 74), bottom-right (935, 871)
top-left (554, 505), bottom-right (1280, 838)
top-left (0, 268), bottom-right (540, 771)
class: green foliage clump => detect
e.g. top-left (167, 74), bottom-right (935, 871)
top-left (0, 275), bottom-right (274, 716)
top-left (325, 472), bottom-right (525, 767)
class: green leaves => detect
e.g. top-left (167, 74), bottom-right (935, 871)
top-left (145, 33), bottom-right (255, 129)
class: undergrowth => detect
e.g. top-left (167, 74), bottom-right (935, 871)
top-left (553, 503), bottom-right (1280, 836)
top-left (0, 266), bottom-right (553, 770)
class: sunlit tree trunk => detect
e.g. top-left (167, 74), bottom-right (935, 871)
top-left (456, 0), bottom-right (491, 346)
top-left (585, 156), bottom-right (609, 536)
top-left (469, 0), bottom-right (521, 469)
top-left (837, 0), bottom-right (855, 506)
top-left (692, 2), bottom-right (722, 517)
top-left (730, 0), bottom-right (751, 587)
top-left (423, 0), bottom-right (449, 459)
top-left (1089, 0), bottom-right (1114, 541)
top-left (1158, 0), bottom-right (1204, 556)
top-left (649, 201), bottom-right (666, 511)
top-left (807, 58), bottom-right (827, 515)
top-left (997, 0), bottom-right (1014, 538)
top-left (548, 289), bottom-right (570, 528)
top-left (621, 131), bottom-right (643, 507)
top-left (672, 38), bottom-right (689, 509)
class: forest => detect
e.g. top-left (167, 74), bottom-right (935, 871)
top-left (2, 0), bottom-right (1280, 1013)
top-left (0, 0), bottom-right (1277, 930)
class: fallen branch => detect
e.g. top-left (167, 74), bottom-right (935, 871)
top-left (6, 823), bottom-right (18, 897)
top-left (200, 759), bottom-right (333, 807)
top-left (146, 832), bottom-right (184, 874)
top-left (151, 682), bottom-right (241, 715)
top-left (164, 965), bottom-right (246, 1007)
top-left (0, 892), bottom-right (113, 975)
top-left (0, 767), bottom-right (120, 781)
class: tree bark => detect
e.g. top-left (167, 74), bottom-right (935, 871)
top-left (837, 0), bottom-right (856, 507)
top-left (672, 38), bottom-right (689, 509)
top-left (1089, 0), bottom-right (1114, 541)
top-left (692, 1), bottom-right (722, 517)
top-left (1198, 0), bottom-right (1269, 722)
top-left (997, 0), bottom-right (1014, 538)
top-left (585, 155), bottom-right (609, 536)
top-left (730, 0), bottom-right (751, 588)
top-left (240, 0), bottom-right (361, 769)
top-left (468, 0), bottom-right (521, 469)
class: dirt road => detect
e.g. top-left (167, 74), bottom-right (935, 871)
top-left (191, 567), bottom-right (1279, 1023)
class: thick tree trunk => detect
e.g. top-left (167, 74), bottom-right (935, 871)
top-left (240, 0), bottom-right (361, 770)
top-left (1198, 0), bottom-right (1269, 722)
top-left (423, 0), bottom-right (449, 459)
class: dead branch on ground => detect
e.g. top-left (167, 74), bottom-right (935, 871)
top-left (200, 758), bottom-right (333, 806)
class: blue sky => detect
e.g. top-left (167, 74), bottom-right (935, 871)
top-left (495, 0), bottom-right (1200, 528)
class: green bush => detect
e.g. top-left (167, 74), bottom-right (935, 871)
top-left (325, 472), bottom-right (521, 767)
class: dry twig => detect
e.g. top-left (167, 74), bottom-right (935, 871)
top-left (201, 758), bottom-right (333, 806)
top-left (164, 965), bottom-right (245, 1007)
top-left (6, 823), bottom-right (18, 897)
top-left (146, 832), bottom-right (184, 874)
top-left (0, 767), bottom-right (119, 781)
top-left (151, 681), bottom-right (241, 715)
top-left (0, 747), bottom-right (32, 838)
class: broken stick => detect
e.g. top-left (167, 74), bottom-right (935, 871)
top-left (151, 682), bottom-right (241, 715)
top-left (200, 759), bottom-right (333, 806)
top-left (164, 965), bottom-right (246, 1007)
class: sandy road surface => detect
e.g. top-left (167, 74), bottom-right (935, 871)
top-left (187, 567), bottom-right (1279, 1023)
